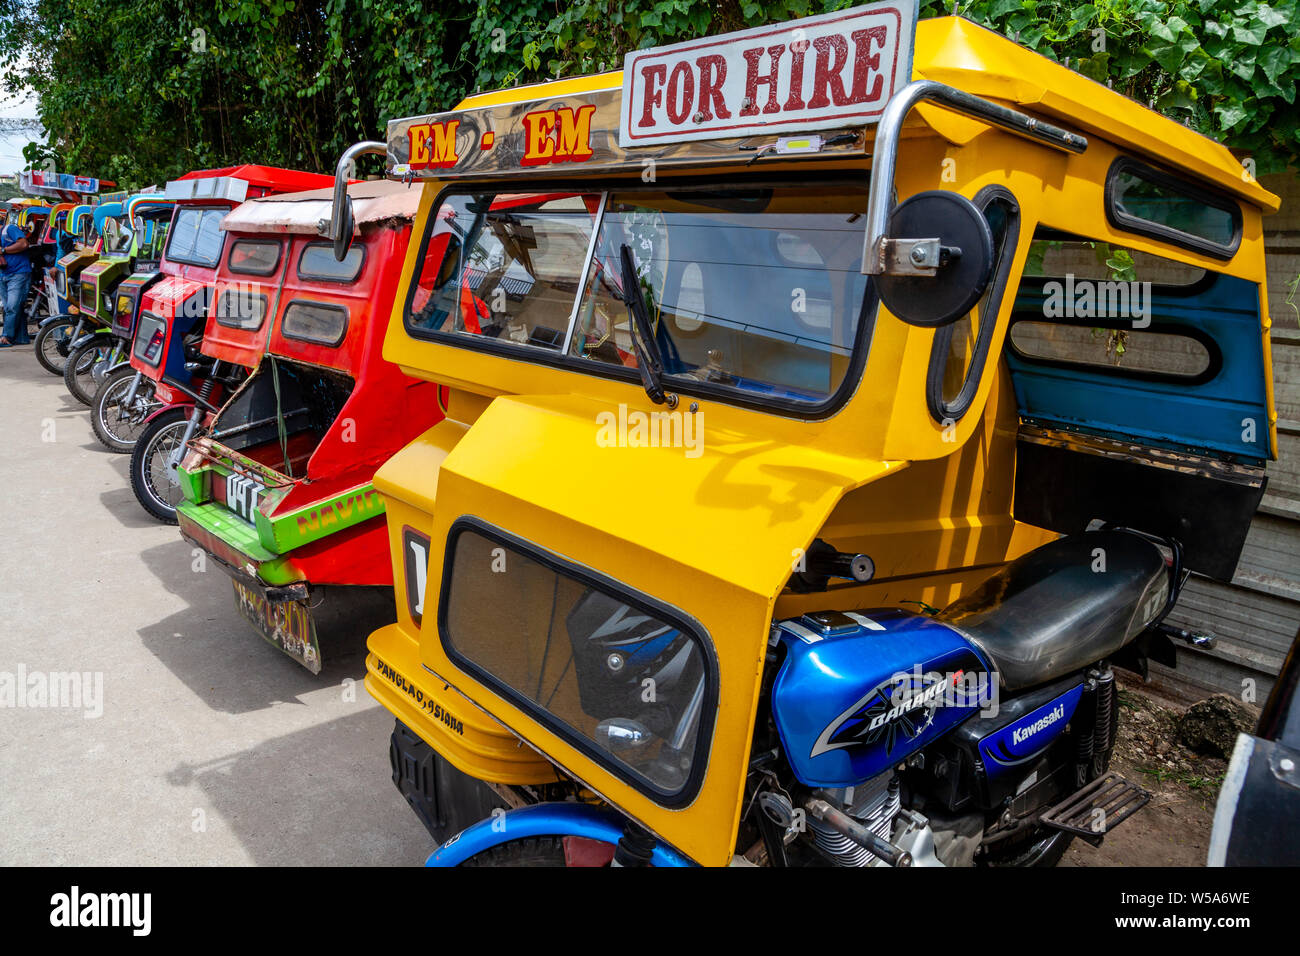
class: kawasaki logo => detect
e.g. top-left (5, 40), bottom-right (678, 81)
top-left (1012, 703), bottom-right (1065, 746)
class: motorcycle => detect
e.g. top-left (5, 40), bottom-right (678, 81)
top-left (340, 8), bottom-right (1278, 866)
top-left (33, 204), bottom-right (100, 376)
top-left (87, 196), bottom-right (174, 450)
top-left (123, 165), bottom-right (336, 521)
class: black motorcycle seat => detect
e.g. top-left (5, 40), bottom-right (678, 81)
top-left (937, 531), bottom-right (1170, 692)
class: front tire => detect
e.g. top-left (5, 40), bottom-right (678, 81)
top-left (92, 368), bottom-right (156, 453)
top-left (64, 338), bottom-right (114, 406)
top-left (34, 317), bottom-right (76, 376)
top-left (459, 837), bottom-right (572, 867)
top-left (129, 407), bottom-right (192, 524)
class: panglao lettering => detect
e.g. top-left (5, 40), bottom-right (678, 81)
top-left (373, 657), bottom-right (464, 735)
top-left (620, 2), bottom-right (911, 146)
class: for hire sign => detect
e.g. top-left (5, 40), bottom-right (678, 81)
top-left (619, 2), bottom-right (916, 147)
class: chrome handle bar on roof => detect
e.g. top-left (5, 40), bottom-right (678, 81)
top-left (318, 140), bottom-right (386, 241)
top-left (862, 79), bottom-right (1088, 276)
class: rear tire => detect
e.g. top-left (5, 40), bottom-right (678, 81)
top-left (980, 828), bottom-right (1074, 868)
top-left (92, 368), bottom-right (155, 453)
top-left (64, 338), bottom-right (113, 406)
top-left (129, 407), bottom-right (191, 524)
top-left (34, 317), bottom-right (75, 376)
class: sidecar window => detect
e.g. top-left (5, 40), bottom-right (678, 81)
top-left (213, 285), bottom-right (269, 331)
top-left (228, 239), bottom-right (283, 277)
top-left (439, 521), bottom-right (715, 806)
top-left (298, 242), bottom-right (365, 283)
top-left (1105, 158), bottom-right (1241, 259)
top-left (1009, 323), bottom-right (1213, 378)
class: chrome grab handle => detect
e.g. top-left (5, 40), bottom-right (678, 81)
top-left (862, 79), bottom-right (1088, 275)
top-left (317, 140), bottom-right (387, 241)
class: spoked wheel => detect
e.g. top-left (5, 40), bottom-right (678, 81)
top-left (129, 407), bottom-right (192, 524)
top-left (34, 317), bottom-right (76, 376)
top-left (64, 338), bottom-right (116, 406)
top-left (92, 368), bottom-right (156, 453)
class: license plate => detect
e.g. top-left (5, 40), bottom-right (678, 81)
top-left (232, 580), bottom-right (321, 673)
top-left (216, 471), bottom-right (265, 525)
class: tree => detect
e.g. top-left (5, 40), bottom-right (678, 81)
top-left (2, 0), bottom-right (1296, 189)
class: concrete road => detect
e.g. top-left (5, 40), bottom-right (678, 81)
top-left (0, 346), bottom-right (431, 864)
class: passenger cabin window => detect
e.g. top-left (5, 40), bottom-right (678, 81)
top-left (282, 300), bottom-right (349, 347)
top-left (405, 186), bottom-right (874, 411)
top-left (1105, 158), bottom-right (1241, 259)
top-left (299, 242), bottom-right (364, 283)
top-left (135, 216), bottom-right (170, 263)
top-left (228, 239), bottom-right (282, 276)
top-left (1011, 230), bottom-right (1221, 381)
top-left (166, 207), bottom-right (226, 268)
top-left (214, 286), bottom-right (269, 330)
top-left (1009, 323), bottom-right (1212, 378)
top-left (1024, 233), bottom-right (1207, 285)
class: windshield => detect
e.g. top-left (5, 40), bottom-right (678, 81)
top-left (102, 215), bottom-right (131, 255)
top-left (407, 186), bottom-right (872, 407)
top-left (165, 206), bottom-right (226, 268)
top-left (135, 215), bottom-right (171, 262)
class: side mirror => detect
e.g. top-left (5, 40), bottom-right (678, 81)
top-left (874, 191), bottom-right (994, 328)
top-left (333, 194), bottom-right (355, 262)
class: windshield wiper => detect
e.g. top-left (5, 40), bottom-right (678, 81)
top-left (619, 243), bottom-right (676, 408)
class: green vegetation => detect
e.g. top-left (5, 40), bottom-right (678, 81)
top-left (1, 0), bottom-right (1296, 186)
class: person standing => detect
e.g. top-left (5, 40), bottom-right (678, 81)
top-left (0, 216), bottom-right (34, 346)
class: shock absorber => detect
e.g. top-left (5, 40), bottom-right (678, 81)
top-left (167, 361), bottom-right (222, 472)
top-left (1074, 673), bottom-right (1098, 788)
top-left (122, 370), bottom-right (144, 407)
top-left (1091, 667), bottom-right (1117, 777)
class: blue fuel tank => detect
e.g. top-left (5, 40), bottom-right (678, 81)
top-left (771, 608), bottom-right (993, 788)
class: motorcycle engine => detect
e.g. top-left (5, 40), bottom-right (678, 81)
top-left (806, 775), bottom-right (902, 866)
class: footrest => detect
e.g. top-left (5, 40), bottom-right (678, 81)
top-left (1039, 772), bottom-right (1151, 845)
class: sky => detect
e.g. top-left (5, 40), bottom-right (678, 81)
top-left (0, 78), bottom-right (42, 177)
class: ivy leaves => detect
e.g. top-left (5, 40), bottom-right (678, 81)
top-left (923, 0), bottom-right (1300, 173)
top-left (3, 0), bottom-right (1296, 186)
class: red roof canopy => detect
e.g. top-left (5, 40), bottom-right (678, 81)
top-left (173, 165), bottom-right (335, 196)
